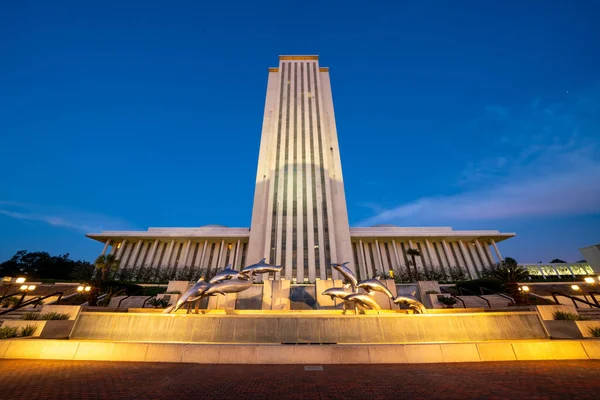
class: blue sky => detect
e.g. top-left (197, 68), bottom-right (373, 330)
top-left (1, 1), bottom-right (599, 264)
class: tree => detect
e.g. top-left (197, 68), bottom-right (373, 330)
top-left (406, 248), bottom-right (421, 280)
top-left (94, 254), bottom-right (120, 281)
top-left (0, 250), bottom-right (94, 280)
top-left (550, 258), bottom-right (567, 264)
top-left (488, 257), bottom-right (529, 304)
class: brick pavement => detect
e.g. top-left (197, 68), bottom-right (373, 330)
top-left (0, 359), bottom-right (599, 400)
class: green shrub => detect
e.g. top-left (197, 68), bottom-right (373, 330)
top-left (23, 312), bottom-right (41, 320)
top-left (1, 296), bottom-right (20, 308)
top-left (0, 326), bottom-right (19, 339)
top-left (552, 311), bottom-right (585, 321)
top-left (147, 298), bottom-right (170, 309)
top-left (588, 327), bottom-right (600, 338)
top-left (165, 290), bottom-right (181, 294)
top-left (19, 324), bottom-right (38, 337)
top-left (437, 296), bottom-right (458, 306)
top-left (39, 312), bottom-right (70, 320)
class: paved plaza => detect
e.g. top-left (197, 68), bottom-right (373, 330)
top-left (1, 359), bottom-right (599, 399)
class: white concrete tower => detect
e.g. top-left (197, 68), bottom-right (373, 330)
top-left (247, 55), bottom-right (354, 282)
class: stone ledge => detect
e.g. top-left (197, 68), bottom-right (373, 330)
top-left (1, 339), bottom-right (598, 364)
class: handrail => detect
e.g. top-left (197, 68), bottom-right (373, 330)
top-left (439, 287), bottom-right (466, 308)
top-left (0, 292), bottom-right (64, 315)
top-left (117, 287), bottom-right (146, 308)
top-left (0, 292), bottom-right (22, 303)
top-left (587, 291), bottom-right (600, 307)
top-left (141, 295), bottom-right (156, 309)
top-left (480, 286), bottom-right (515, 306)
top-left (550, 291), bottom-right (600, 309)
top-left (457, 287), bottom-right (491, 308)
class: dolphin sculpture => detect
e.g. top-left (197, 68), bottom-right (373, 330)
top-left (204, 273), bottom-right (254, 296)
top-left (209, 264), bottom-right (249, 284)
top-left (330, 262), bottom-right (358, 290)
top-left (164, 278), bottom-right (212, 313)
top-left (345, 293), bottom-right (382, 312)
top-left (393, 295), bottom-right (427, 314)
top-left (241, 258), bottom-right (283, 276)
top-left (356, 278), bottom-right (395, 300)
top-left (322, 286), bottom-right (354, 302)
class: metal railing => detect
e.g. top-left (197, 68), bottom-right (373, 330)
top-left (0, 292), bottom-right (64, 316)
top-left (550, 291), bottom-right (600, 309)
top-left (117, 287), bottom-right (146, 308)
top-left (457, 287), bottom-right (491, 308)
top-left (439, 287), bottom-right (466, 308)
top-left (479, 286), bottom-right (515, 306)
top-left (141, 295), bottom-right (156, 308)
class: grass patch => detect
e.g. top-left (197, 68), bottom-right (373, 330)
top-left (552, 310), bottom-right (586, 321)
top-left (588, 327), bottom-right (600, 337)
top-left (0, 326), bottom-right (19, 339)
top-left (39, 312), bottom-right (70, 320)
top-left (19, 324), bottom-right (38, 337)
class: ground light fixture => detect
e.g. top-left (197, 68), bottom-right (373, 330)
top-left (77, 286), bottom-right (85, 292)
top-left (85, 286), bottom-right (91, 291)
top-left (520, 286), bottom-right (529, 292)
top-left (15, 277), bottom-right (26, 284)
top-left (19, 285), bottom-right (28, 291)
top-left (584, 277), bottom-right (595, 284)
top-left (571, 285), bottom-right (580, 291)
top-left (27, 285), bottom-right (36, 291)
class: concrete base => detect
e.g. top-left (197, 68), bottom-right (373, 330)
top-left (1, 320), bottom-right (75, 339)
top-left (1, 339), bottom-right (599, 364)
top-left (70, 310), bottom-right (548, 343)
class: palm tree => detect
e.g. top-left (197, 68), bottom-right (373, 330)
top-left (94, 254), bottom-right (120, 281)
top-left (406, 248), bottom-right (421, 280)
top-left (489, 257), bottom-right (529, 303)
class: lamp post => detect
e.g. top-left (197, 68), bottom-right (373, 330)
top-left (16, 284), bottom-right (36, 307)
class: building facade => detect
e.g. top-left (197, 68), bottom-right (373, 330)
top-left (87, 55), bottom-right (515, 282)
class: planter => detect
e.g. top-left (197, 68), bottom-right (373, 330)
top-left (543, 320), bottom-right (583, 339)
top-left (1, 320), bottom-right (75, 339)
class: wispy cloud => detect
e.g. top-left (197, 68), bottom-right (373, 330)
top-left (0, 202), bottom-right (135, 233)
top-left (359, 84), bottom-right (600, 226)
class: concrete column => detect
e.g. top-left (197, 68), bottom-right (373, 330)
top-left (101, 240), bottom-right (111, 256)
top-left (180, 240), bottom-right (191, 268)
top-left (442, 240), bottom-right (457, 268)
top-left (146, 239), bottom-right (159, 267)
top-left (358, 240), bottom-right (368, 280)
top-left (116, 239), bottom-right (127, 259)
top-left (215, 239), bottom-right (225, 269)
top-left (459, 241), bottom-right (477, 279)
top-left (483, 241), bottom-right (496, 265)
top-left (119, 242), bottom-right (133, 268)
top-left (425, 240), bottom-right (440, 271)
top-left (379, 241), bottom-right (390, 274)
top-left (233, 239), bottom-right (241, 269)
top-left (109, 242), bottom-right (118, 256)
top-left (197, 240), bottom-right (209, 269)
top-left (407, 239), bottom-right (423, 271)
top-left (127, 240), bottom-right (143, 268)
top-left (391, 239), bottom-right (401, 273)
top-left (374, 239), bottom-right (385, 276)
top-left (490, 239), bottom-right (503, 262)
top-left (474, 239), bottom-right (489, 269)
top-left (161, 240), bottom-right (176, 268)
top-left (467, 241), bottom-right (483, 276)
top-left (364, 243), bottom-right (374, 279)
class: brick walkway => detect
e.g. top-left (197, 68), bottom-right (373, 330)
top-left (1, 360), bottom-right (599, 399)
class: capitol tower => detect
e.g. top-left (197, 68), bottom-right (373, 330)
top-left (247, 56), bottom-right (354, 282)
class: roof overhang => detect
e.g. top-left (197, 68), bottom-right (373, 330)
top-left (349, 226), bottom-right (515, 243)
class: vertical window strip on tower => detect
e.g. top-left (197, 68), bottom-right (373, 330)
top-left (301, 62), bottom-right (309, 279)
top-left (312, 62), bottom-right (331, 276)
top-left (270, 63), bottom-right (286, 264)
top-left (292, 62), bottom-right (298, 272)
top-left (281, 62), bottom-right (291, 271)
top-left (307, 62), bottom-right (320, 274)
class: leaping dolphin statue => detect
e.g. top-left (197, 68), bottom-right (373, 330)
top-left (345, 293), bottom-right (382, 312)
top-left (164, 278), bottom-right (212, 313)
top-left (241, 258), bottom-right (283, 276)
top-left (322, 286), bottom-right (354, 302)
top-left (209, 264), bottom-right (249, 284)
top-left (204, 273), bottom-right (254, 296)
top-left (356, 278), bottom-right (395, 300)
top-left (330, 262), bottom-right (358, 290)
top-left (393, 295), bottom-right (427, 314)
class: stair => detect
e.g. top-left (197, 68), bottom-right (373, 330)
top-left (578, 309), bottom-right (600, 321)
top-left (0, 308), bottom-right (41, 323)
top-left (454, 294), bottom-right (515, 309)
top-left (108, 296), bottom-right (152, 308)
